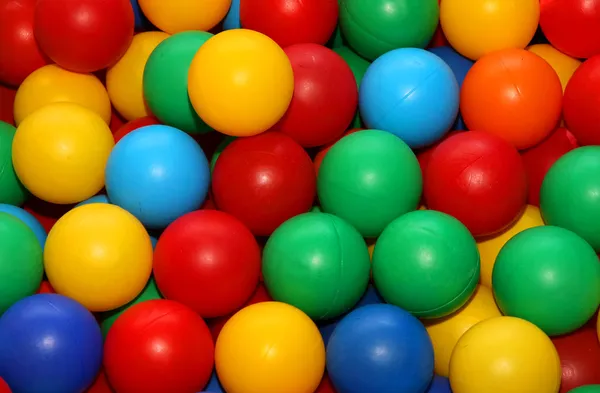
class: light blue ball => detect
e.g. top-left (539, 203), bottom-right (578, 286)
top-left (223, 0), bottom-right (241, 30)
top-left (105, 125), bottom-right (210, 230)
top-left (75, 194), bottom-right (110, 207)
top-left (0, 204), bottom-right (46, 249)
top-left (359, 48), bottom-right (459, 149)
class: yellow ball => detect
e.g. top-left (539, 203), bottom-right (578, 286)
top-left (44, 204), bottom-right (153, 312)
top-left (139, 0), bottom-right (231, 34)
top-left (449, 316), bottom-right (561, 393)
top-left (106, 32), bottom-right (169, 121)
top-left (188, 29), bottom-right (294, 137)
top-left (440, 0), bottom-right (540, 60)
top-left (215, 302), bottom-right (325, 393)
top-left (13, 64), bottom-right (111, 126)
top-left (12, 102), bottom-right (115, 204)
top-left (477, 205), bottom-right (544, 288)
top-left (425, 285), bottom-right (501, 377)
top-left (528, 44), bottom-right (581, 92)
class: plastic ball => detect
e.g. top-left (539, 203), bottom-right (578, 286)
top-left (212, 132), bottom-right (315, 236)
top-left (359, 48), bottom-right (459, 148)
top-left (493, 226), bottom-right (600, 336)
top-left (34, 0), bottom-right (134, 73)
top-left (318, 130), bottom-right (422, 238)
top-left (569, 387), bottom-right (600, 393)
top-left (313, 129), bottom-right (363, 175)
top-left (460, 49), bottom-right (562, 150)
top-left (105, 125), bottom-right (210, 229)
top-left (99, 277), bottom-right (162, 338)
top-left (424, 285), bottom-right (501, 377)
top-left (427, 376), bottom-right (452, 393)
top-left (339, 0), bottom-right (439, 61)
top-left (75, 194), bottom-right (111, 208)
top-left (0, 294), bottom-right (102, 393)
top-left (0, 121), bottom-right (27, 205)
top-left (223, 0), bottom-right (241, 30)
top-left (104, 300), bottom-right (214, 393)
top-left (0, 204), bottom-right (46, 248)
top-left (540, 0), bottom-right (600, 59)
top-left (0, 86), bottom-right (16, 125)
top-left (239, 0), bottom-right (338, 48)
top-left (37, 280), bottom-right (55, 294)
top-left (477, 205), bottom-right (544, 288)
top-left (424, 131), bottom-right (527, 238)
top-left (87, 370), bottom-right (113, 393)
top-left (528, 44), bottom-right (581, 92)
top-left (113, 116), bottom-right (160, 143)
top-left (0, 0), bottom-right (48, 87)
top-left (139, 0), bottom-right (230, 34)
top-left (552, 326), bottom-right (600, 392)
top-left (154, 210), bottom-right (261, 318)
top-left (203, 371), bottom-right (224, 393)
top-left (12, 102), bottom-right (114, 204)
top-left (449, 316), bottom-right (561, 393)
top-left (327, 304), bottom-right (434, 393)
top-left (188, 29), bottom-right (294, 137)
top-left (144, 31), bottom-right (213, 134)
top-left (272, 44), bottom-right (357, 147)
top-left (0, 212), bottom-right (43, 314)
top-left (373, 210), bottom-right (479, 318)
top-left (263, 212), bottom-right (371, 320)
top-left (564, 55), bottom-right (600, 146)
top-left (521, 127), bottom-right (578, 206)
top-left (0, 378), bottom-right (9, 393)
top-left (44, 203), bottom-right (153, 312)
top-left (215, 302), bottom-right (325, 393)
top-left (428, 46), bottom-right (474, 130)
top-left (14, 64), bottom-right (111, 126)
top-left (440, 0), bottom-right (540, 60)
top-left (107, 31), bottom-right (169, 121)
top-left (333, 47), bottom-right (371, 129)
top-left (541, 147), bottom-right (600, 251)
top-left (209, 135), bottom-right (236, 173)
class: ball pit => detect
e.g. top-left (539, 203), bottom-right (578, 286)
top-left (3, 2), bottom-right (600, 392)
top-left (359, 48), bottom-right (459, 148)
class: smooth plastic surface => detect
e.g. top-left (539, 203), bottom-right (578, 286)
top-left (0, 121), bottom-right (27, 205)
top-left (553, 326), bottom-right (600, 393)
top-left (0, 204), bottom-right (46, 248)
top-left (138, 0), bottom-right (230, 33)
top-left (564, 56), bottom-right (600, 146)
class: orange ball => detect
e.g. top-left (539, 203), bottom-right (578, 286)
top-left (460, 48), bottom-right (562, 150)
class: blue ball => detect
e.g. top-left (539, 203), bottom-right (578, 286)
top-left (75, 194), bottom-right (110, 207)
top-left (105, 125), bottom-right (210, 230)
top-left (130, 0), bottom-right (151, 30)
top-left (0, 204), bottom-right (46, 249)
top-left (203, 371), bottom-right (224, 393)
top-left (150, 235), bottom-right (158, 249)
top-left (359, 48), bottom-right (459, 149)
top-left (426, 375), bottom-right (452, 392)
top-left (327, 304), bottom-right (434, 393)
top-left (319, 285), bottom-right (384, 346)
top-left (0, 294), bottom-right (103, 393)
top-left (428, 46), bottom-right (474, 131)
top-left (223, 0), bottom-right (241, 30)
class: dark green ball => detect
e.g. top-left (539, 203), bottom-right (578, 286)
top-left (262, 212), bottom-right (371, 320)
top-left (493, 226), bottom-right (600, 336)
top-left (0, 121), bottom-right (28, 205)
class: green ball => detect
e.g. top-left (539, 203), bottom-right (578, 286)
top-left (334, 46), bottom-right (370, 129)
top-left (541, 146), bottom-right (600, 252)
top-left (0, 212), bottom-right (43, 314)
top-left (372, 210), bottom-right (479, 318)
top-left (262, 212), bottom-right (371, 320)
top-left (143, 31), bottom-right (213, 134)
top-left (569, 386), bottom-right (600, 393)
top-left (210, 135), bottom-right (237, 173)
top-left (99, 276), bottom-right (163, 338)
top-left (493, 226), bottom-right (600, 336)
top-left (339, 0), bottom-right (439, 61)
top-left (317, 129), bottom-right (422, 237)
top-left (0, 121), bottom-right (27, 205)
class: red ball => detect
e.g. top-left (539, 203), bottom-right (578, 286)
top-left (521, 127), bottom-right (578, 206)
top-left (540, 0), bottom-right (600, 59)
top-left (316, 374), bottom-right (337, 393)
top-left (564, 55), bottom-right (600, 146)
top-left (416, 130), bottom-right (463, 179)
top-left (86, 370), bottom-right (112, 393)
top-left (109, 110), bottom-right (126, 134)
top-left (0, 85), bottom-right (16, 125)
top-left (113, 116), bottom-right (160, 143)
top-left (239, 0), bottom-right (338, 48)
top-left (104, 300), bottom-right (214, 393)
top-left (552, 326), bottom-right (600, 392)
top-left (272, 44), bottom-right (358, 147)
top-left (154, 210), bottom-right (261, 318)
top-left (36, 280), bottom-right (55, 294)
top-left (34, 0), bottom-right (134, 73)
top-left (424, 131), bottom-right (527, 237)
top-left (0, 0), bottom-right (48, 87)
top-left (0, 377), bottom-right (11, 393)
top-left (212, 132), bottom-right (316, 236)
